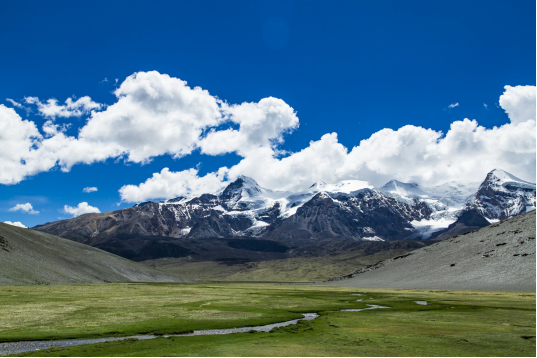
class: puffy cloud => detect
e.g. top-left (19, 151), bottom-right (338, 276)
top-left (63, 202), bottom-right (101, 217)
top-left (227, 133), bottom-right (349, 191)
top-left (0, 105), bottom-right (42, 184)
top-left (224, 118), bottom-right (535, 191)
top-left (4, 221), bottom-right (26, 228)
top-left (24, 96), bottom-right (102, 118)
top-left (499, 85), bottom-right (536, 124)
top-left (119, 85), bottom-right (536, 201)
top-left (338, 118), bottom-right (535, 186)
top-left (0, 71), bottom-right (298, 184)
top-left (119, 167), bottom-right (228, 202)
top-left (2, 73), bottom-right (535, 199)
top-left (83, 187), bottom-right (98, 193)
top-left (9, 202), bottom-right (39, 214)
top-left (0, 104), bottom-right (76, 184)
top-left (200, 97), bottom-right (299, 156)
top-left (70, 71), bottom-right (225, 166)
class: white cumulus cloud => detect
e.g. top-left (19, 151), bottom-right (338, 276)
top-left (0, 71), bottom-right (299, 185)
top-left (4, 221), bottom-right (26, 228)
top-left (0, 105), bottom-right (44, 184)
top-left (119, 167), bottom-right (228, 202)
top-left (83, 187), bottom-right (98, 193)
top-left (2, 73), bottom-right (535, 200)
top-left (200, 97), bottom-right (299, 156)
top-left (448, 103), bottom-right (459, 108)
top-left (222, 118), bottom-right (535, 192)
top-left (63, 202), bottom-right (101, 217)
top-left (69, 71), bottom-right (225, 165)
top-left (499, 85), bottom-right (536, 124)
top-left (117, 85), bottom-right (536, 202)
top-left (9, 203), bottom-right (39, 214)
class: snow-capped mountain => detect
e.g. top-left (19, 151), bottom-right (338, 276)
top-left (33, 169), bottom-right (535, 261)
top-left (378, 179), bottom-right (481, 238)
top-left (467, 169), bottom-right (536, 220)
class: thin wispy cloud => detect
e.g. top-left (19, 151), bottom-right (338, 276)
top-left (448, 103), bottom-right (459, 108)
top-left (83, 187), bottom-right (98, 193)
top-left (6, 98), bottom-right (23, 108)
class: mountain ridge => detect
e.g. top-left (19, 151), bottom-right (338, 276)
top-left (33, 169), bottom-right (535, 262)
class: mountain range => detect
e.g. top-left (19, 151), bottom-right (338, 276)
top-left (34, 169), bottom-right (535, 264)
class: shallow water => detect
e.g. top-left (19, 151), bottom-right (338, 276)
top-left (0, 313), bottom-right (319, 356)
top-left (341, 304), bottom-right (390, 312)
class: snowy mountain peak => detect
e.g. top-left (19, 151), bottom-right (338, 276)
top-left (379, 180), bottom-right (427, 199)
top-left (485, 169), bottom-right (535, 190)
top-left (236, 175), bottom-right (261, 186)
top-left (221, 176), bottom-right (263, 199)
top-left (469, 169), bottom-right (536, 220)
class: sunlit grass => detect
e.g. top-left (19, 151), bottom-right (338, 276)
top-left (1, 283), bottom-right (534, 356)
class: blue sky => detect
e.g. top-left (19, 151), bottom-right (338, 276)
top-left (1, 0), bottom-right (535, 227)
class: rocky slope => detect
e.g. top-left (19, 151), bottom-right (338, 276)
top-left (0, 222), bottom-right (193, 285)
top-left (323, 210), bottom-right (536, 292)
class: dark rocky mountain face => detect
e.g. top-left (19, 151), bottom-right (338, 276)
top-left (33, 169), bottom-right (535, 262)
top-left (262, 191), bottom-right (431, 242)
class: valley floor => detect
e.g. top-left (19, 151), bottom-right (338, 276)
top-left (0, 283), bottom-right (534, 357)
top-left (141, 248), bottom-right (414, 282)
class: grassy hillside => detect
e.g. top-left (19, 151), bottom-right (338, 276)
top-left (0, 223), bottom-right (192, 285)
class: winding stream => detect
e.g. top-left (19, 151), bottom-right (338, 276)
top-left (0, 305), bottom-right (390, 356)
top-left (0, 313), bottom-right (318, 356)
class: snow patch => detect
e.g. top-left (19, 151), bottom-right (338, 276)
top-left (409, 217), bottom-right (457, 239)
top-left (309, 180), bottom-right (374, 194)
top-left (362, 236), bottom-right (384, 242)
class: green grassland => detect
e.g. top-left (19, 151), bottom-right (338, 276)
top-left (1, 283), bottom-right (535, 356)
top-left (143, 248), bottom-right (412, 282)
